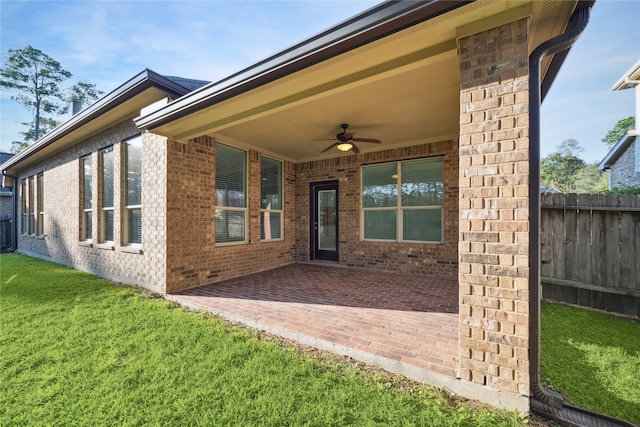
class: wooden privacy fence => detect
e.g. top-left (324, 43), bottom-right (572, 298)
top-left (0, 218), bottom-right (11, 251)
top-left (540, 193), bottom-right (640, 316)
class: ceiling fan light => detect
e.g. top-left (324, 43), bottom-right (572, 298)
top-left (336, 142), bottom-right (353, 151)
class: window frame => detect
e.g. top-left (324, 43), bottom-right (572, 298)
top-left (215, 142), bottom-right (249, 246)
top-left (100, 146), bottom-right (115, 243)
top-left (123, 136), bottom-right (142, 246)
top-left (81, 155), bottom-right (93, 242)
top-left (361, 157), bottom-right (444, 244)
top-left (260, 155), bottom-right (284, 242)
top-left (21, 178), bottom-right (28, 235)
top-left (37, 173), bottom-right (44, 236)
top-left (28, 176), bottom-right (35, 235)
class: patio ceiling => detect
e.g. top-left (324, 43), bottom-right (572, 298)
top-left (142, 0), bottom-right (577, 163)
top-left (211, 50), bottom-right (460, 163)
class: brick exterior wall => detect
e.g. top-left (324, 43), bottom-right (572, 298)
top-left (164, 136), bottom-right (297, 293)
top-left (15, 120), bottom-right (167, 293)
top-left (457, 18), bottom-right (531, 398)
top-left (295, 140), bottom-right (459, 278)
top-left (610, 138), bottom-right (640, 188)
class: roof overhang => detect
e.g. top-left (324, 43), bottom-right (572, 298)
top-left (598, 130), bottom-right (639, 170)
top-left (1, 69), bottom-right (201, 177)
top-left (612, 60), bottom-right (640, 91)
top-left (136, 0), bottom-right (580, 163)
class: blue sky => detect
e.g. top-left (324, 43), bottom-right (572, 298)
top-left (1, 0), bottom-right (639, 163)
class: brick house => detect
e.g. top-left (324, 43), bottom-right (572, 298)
top-left (1, 0), bottom-right (593, 417)
top-left (599, 60), bottom-right (640, 188)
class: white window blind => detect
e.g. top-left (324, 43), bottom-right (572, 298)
top-left (28, 176), bottom-right (35, 235)
top-left (82, 155), bottom-right (92, 241)
top-left (21, 179), bottom-right (27, 235)
top-left (37, 173), bottom-right (44, 236)
top-left (215, 143), bottom-right (247, 244)
top-left (260, 156), bottom-right (283, 241)
top-left (101, 147), bottom-right (114, 242)
top-left (125, 137), bottom-right (142, 245)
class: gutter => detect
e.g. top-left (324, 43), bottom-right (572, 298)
top-left (0, 69), bottom-right (198, 176)
top-left (529, 3), bottom-right (637, 426)
top-left (598, 130), bottom-right (639, 171)
top-left (136, 0), bottom-right (471, 131)
top-left (4, 173), bottom-right (18, 252)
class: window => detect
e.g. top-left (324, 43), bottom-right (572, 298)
top-left (28, 176), bottom-right (35, 235)
top-left (21, 178), bottom-right (27, 235)
top-left (100, 147), bottom-right (114, 242)
top-left (362, 157), bottom-right (443, 243)
top-left (260, 156), bottom-right (283, 241)
top-left (124, 136), bottom-right (142, 245)
top-left (81, 155), bottom-right (93, 241)
top-left (215, 142), bottom-right (247, 244)
top-left (37, 173), bottom-right (44, 236)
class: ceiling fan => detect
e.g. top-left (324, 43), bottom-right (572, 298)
top-left (318, 123), bottom-right (381, 153)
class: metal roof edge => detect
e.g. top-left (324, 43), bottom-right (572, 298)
top-left (612, 59), bottom-right (640, 91)
top-left (135, 0), bottom-right (472, 131)
top-left (1, 69), bottom-right (201, 174)
top-left (598, 130), bottom-right (639, 170)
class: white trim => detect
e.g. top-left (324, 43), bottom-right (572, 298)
top-left (215, 141), bottom-right (249, 246)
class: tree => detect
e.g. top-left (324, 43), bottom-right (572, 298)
top-left (602, 116), bottom-right (635, 147)
top-left (1, 45), bottom-right (71, 141)
top-left (67, 80), bottom-right (103, 107)
top-left (541, 139), bottom-right (587, 193)
top-left (11, 118), bottom-right (60, 153)
top-left (572, 163), bottom-right (608, 194)
top-left (557, 138), bottom-right (584, 157)
top-left (1, 45), bottom-right (103, 152)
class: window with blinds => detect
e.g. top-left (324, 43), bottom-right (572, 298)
top-left (28, 176), bottom-right (35, 235)
top-left (215, 142), bottom-right (247, 244)
top-left (125, 136), bottom-right (142, 245)
top-left (37, 173), bottom-right (44, 236)
top-left (21, 178), bottom-right (27, 235)
top-left (81, 155), bottom-right (92, 241)
top-left (260, 156), bottom-right (283, 241)
top-left (362, 157), bottom-right (443, 243)
top-left (100, 147), bottom-right (114, 242)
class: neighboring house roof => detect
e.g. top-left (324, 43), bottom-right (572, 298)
top-left (541, 187), bottom-right (562, 194)
top-left (0, 153), bottom-right (14, 166)
top-left (611, 59), bottom-right (640, 91)
top-left (599, 130), bottom-right (638, 170)
top-left (599, 60), bottom-right (639, 171)
top-left (0, 69), bottom-right (208, 177)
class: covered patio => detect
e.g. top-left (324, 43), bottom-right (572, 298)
top-left (168, 263), bottom-right (460, 388)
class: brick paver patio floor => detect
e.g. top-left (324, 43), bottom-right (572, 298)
top-left (168, 263), bottom-right (460, 383)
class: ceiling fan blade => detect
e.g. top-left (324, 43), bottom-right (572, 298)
top-left (352, 137), bottom-right (381, 144)
top-left (351, 143), bottom-right (360, 154)
top-left (321, 143), bottom-right (338, 153)
top-left (343, 131), bottom-right (354, 139)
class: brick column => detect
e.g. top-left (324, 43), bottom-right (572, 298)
top-left (458, 18), bottom-right (531, 400)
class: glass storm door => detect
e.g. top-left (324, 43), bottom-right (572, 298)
top-left (311, 182), bottom-right (339, 262)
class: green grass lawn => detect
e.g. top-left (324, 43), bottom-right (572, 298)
top-left (541, 301), bottom-right (640, 425)
top-left (0, 254), bottom-right (524, 427)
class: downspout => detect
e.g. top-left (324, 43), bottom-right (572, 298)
top-left (3, 172), bottom-right (18, 252)
top-left (529, 4), bottom-right (637, 426)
